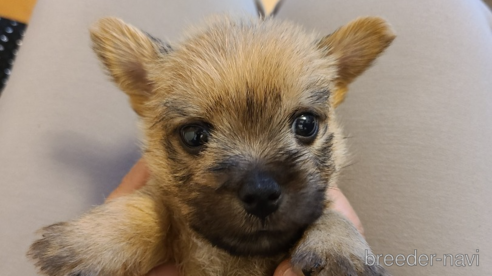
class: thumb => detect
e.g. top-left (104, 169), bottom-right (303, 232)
top-left (273, 259), bottom-right (301, 276)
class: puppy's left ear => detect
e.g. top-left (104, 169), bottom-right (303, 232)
top-left (90, 17), bottom-right (168, 116)
top-left (319, 17), bottom-right (396, 107)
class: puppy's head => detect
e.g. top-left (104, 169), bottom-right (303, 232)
top-left (91, 15), bottom-right (394, 256)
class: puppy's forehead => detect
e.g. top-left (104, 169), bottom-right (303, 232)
top-left (155, 17), bottom-right (335, 122)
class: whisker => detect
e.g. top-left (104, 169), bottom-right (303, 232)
top-left (340, 161), bottom-right (358, 170)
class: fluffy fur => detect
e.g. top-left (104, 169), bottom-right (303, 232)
top-left (28, 15), bottom-right (395, 276)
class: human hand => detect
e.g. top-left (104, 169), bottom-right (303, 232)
top-left (108, 158), bottom-right (364, 276)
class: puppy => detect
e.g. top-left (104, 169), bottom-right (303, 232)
top-left (28, 14), bottom-right (395, 276)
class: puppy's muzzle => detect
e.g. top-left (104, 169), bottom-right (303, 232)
top-left (238, 170), bottom-right (282, 219)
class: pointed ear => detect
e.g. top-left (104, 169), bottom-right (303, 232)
top-left (319, 17), bottom-right (396, 107)
top-left (90, 17), bottom-right (167, 116)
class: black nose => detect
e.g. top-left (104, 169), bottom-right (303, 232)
top-left (238, 171), bottom-right (282, 219)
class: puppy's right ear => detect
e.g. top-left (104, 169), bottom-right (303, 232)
top-left (90, 17), bottom-right (167, 116)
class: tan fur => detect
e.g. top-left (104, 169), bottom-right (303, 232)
top-left (90, 18), bottom-right (164, 116)
top-left (318, 17), bottom-right (396, 107)
top-left (28, 15), bottom-right (395, 276)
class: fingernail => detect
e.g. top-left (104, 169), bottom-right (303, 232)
top-left (283, 267), bottom-right (299, 276)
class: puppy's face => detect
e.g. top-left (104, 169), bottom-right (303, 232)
top-left (91, 16), bottom-right (394, 256)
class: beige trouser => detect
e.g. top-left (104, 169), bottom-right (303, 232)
top-left (0, 1), bottom-right (491, 275)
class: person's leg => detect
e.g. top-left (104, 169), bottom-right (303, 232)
top-left (278, 1), bottom-right (492, 275)
top-left (0, 1), bottom-right (255, 275)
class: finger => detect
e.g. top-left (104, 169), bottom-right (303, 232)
top-left (146, 264), bottom-right (179, 276)
top-left (273, 259), bottom-right (300, 276)
top-left (106, 158), bottom-right (150, 202)
top-left (327, 187), bottom-right (365, 236)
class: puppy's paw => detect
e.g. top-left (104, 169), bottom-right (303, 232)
top-left (291, 210), bottom-right (390, 276)
top-left (291, 245), bottom-right (388, 276)
top-left (28, 194), bottom-right (168, 276)
top-left (27, 222), bottom-right (99, 276)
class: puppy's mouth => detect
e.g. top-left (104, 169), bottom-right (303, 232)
top-left (188, 197), bottom-right (324, 257)
top-left (192, 223), bottom-right (307, 257)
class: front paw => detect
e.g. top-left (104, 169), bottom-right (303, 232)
top-left (27, 222), bottom-right (98, 276)
top-left (290, 210), bottom-right (390, 276)
top-left (291, 245), bottom-right (388, 276)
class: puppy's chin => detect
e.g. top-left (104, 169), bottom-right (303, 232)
top-left (189, 205), bottom-right (324, 256)
top-left (191, 225), bottom-right (307, 257)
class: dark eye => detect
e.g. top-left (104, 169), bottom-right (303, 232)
top-left (292, 113), bottom-right (318, 141)
top-left (180, 125), bottom-right (209, 149)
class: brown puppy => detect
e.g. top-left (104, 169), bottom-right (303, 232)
top-left (28, 15), bottom-right (395, 276)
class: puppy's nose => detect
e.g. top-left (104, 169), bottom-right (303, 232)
top-left (238, 171), bottom-right (282, 219)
